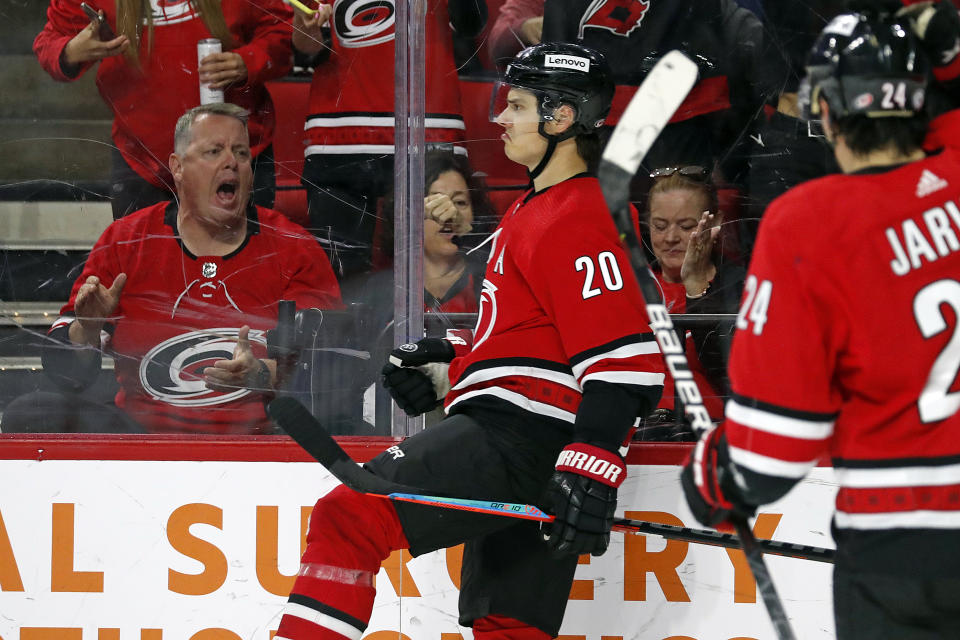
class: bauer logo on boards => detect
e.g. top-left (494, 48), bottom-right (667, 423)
top-left (545, 54), bottom-right (590, 72)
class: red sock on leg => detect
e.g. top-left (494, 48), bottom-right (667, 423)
top-left (473, 614), bottom-right (553, 640)
top-left (276, 485), bottom-right (408, 640)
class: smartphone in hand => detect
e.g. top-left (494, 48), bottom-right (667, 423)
top-left (80, 2), bottom-right (117, 41)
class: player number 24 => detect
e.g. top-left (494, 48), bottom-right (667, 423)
top-left (736, 275), bottom-right (772, 335)
top-left (575, 251), bottom-right (624, 299)
top-left (914, 279), bottom-right (960, 423)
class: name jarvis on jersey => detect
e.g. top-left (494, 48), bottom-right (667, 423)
top-left (887, 198), bottom-right (960, 276)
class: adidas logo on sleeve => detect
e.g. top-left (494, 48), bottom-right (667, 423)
top-left (916, 169), bottom-right (949, 198)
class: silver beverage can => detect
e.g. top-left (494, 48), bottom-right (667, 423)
top-left (197, 38), bottom-right (224, 105)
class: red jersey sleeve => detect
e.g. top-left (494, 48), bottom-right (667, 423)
top-left (231, 0), bottom-right (294, 86)
top-left (34, 0), bottom-right (95, 82)
top-left (267, 212), bottom-right (343, 310)
top-left (722, 198), bottom-right (841, 501)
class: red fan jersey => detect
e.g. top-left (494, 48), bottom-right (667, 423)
top-left (34, 0), bottom-right (293, 189)
top-left (51, 202), bottom-right (342, 434)
top-left (724, 144), bottom-right (960, 568)
top-left (446, 175), bottom-right (664, 426)
top-left (304, 0), bottom-right (465, 157)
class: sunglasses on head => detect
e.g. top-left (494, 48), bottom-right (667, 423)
top-left (649, 166), bottom-right (710, 181)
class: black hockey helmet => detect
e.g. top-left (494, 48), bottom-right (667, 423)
top-left (798, 9), bottom-right (928, 121)
top-left (491, 42), bottom-right (615, 138)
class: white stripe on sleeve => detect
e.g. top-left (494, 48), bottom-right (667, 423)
top-left (728, 445), bottom-right (817, 479)
top-left (571, 341), bottom-right (660, 380)
top-left (726, 398), bottom-right (834, 441)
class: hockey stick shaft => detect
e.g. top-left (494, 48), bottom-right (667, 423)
top-left (598, 51), bottom-right (795, 639)
top-left (266, 397), bottom-right (834, 564)
top-left (388, 492), bottom-right (833, 563)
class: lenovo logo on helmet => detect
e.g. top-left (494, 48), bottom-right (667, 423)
top-left (544, 54), bottom-right (590, 72)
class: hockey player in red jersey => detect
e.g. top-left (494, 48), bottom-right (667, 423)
top-left (682, 5), bottom-right (960, 638)
top-left (275, 43), bottom-right (663, 639)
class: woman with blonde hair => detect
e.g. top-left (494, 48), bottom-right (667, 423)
top-left (35, 0), bottom-right (294, 218)
top-left (640, 165), bottom-right (746, 435)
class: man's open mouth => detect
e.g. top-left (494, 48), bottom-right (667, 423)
top-left (215, 181), bottom-right (238, 205)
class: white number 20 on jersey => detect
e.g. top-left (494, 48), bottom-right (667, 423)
top-left (575, 251), bottom-right (624, 299)
top-left (736, 275), bottom-right (773, 335)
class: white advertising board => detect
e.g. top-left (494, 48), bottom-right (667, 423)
top-left (0, 459), bottom-right (837, 640)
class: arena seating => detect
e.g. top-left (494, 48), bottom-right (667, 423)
top-left (265, 75), bottom-right (529, 226)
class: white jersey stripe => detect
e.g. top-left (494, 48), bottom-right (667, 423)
top-left (306, 144), bottom-right (468, 157)
top-left (446, 387), bottom-right (577, 423)
top-left (580, 370), bottom-right (665, 387)
top-left (571, 341), bottom-right (660, 380)
top-left (451, 365), bottom-right (580, 392)
top-left (280, 602), bottom-right (364, 640)
top-left (306, 115), bottom-right (466, 130)
top-left (729, 445), bottom-right (816, 479)
top-left (834, 462), bottom-right (960, 488)
top-left (835, 509), bottom-right (960, 530)
top-left (726, 398), bottom-right (835, 441)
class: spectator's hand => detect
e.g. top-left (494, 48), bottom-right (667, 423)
top-left (293, 1), bottom-right (333, 30)
top-left (425, 193), bottom-right (473, 236)
top-left (61, 19), bottom-right (129, 68)
top-left (542, 443), bottom-right (625, 557)
top-left (293, 0), bottom-right (333, 53)
top-left (199, 52), bottom-right (248, 90)
top-left (519, 16), bottom-right (543, 46)
top-left (680, 211), bottom-right (720, 297)
top-left (203, 325), bottom-right (269, 392)
top-left (72, 273), bottom-right (127, 344)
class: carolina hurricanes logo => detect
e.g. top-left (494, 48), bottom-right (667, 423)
top-left (148, 0), bottom-right (197, 26)
top-left (578, 0), bottom-right (650, 38)
top-left (473, 280), bottom-right (498, 350)
top-left (335, 0), bottom-right (396, 48)
top-left (139, 328), bottom-right (266, 407)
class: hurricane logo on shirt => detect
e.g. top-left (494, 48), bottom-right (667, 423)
top-left (139, 328), bottom-right (267, 406)
top-left (148, 0), bottom-right (198, 26)
top-left (335, 0), bottom-right (396, 48)
top-left (578, 0), bottom-right (650, 38)
top-left (473, 279), bottom-right (499, 349)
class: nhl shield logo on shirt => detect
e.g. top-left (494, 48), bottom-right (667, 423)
top-left (202, 262), bottom-right (218, 278)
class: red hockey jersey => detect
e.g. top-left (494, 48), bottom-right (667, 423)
top-left (445, 176), bottom-right (664, 426)
top-left (304, 0), bottom-right (465, 156)
top-left (34, 0), bottom-right (293, 189)
top-left (724, 145), bottom-right (960, 570)
top-left (51, 202), bottom-right (342, 434)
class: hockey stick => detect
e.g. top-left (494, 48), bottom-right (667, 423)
top-left (267, 397), bottom-right (835, 563)
top-left (598, 51), bottom-right (796, 640)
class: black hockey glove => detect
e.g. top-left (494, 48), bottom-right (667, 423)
top-left (381, 338), bottom-right (456, 416)
top-left (680, 423), bottom-right (755, 531)
top-left (542, 442), bottom-right (626, 557)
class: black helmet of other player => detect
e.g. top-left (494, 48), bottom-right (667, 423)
top-left (798, 10), bottom-right (928, 122)
top-left (493, 42), bottom-right (615, 140)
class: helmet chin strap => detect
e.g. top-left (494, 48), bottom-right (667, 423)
top-left (528, 118), bottom-right (579, 182)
